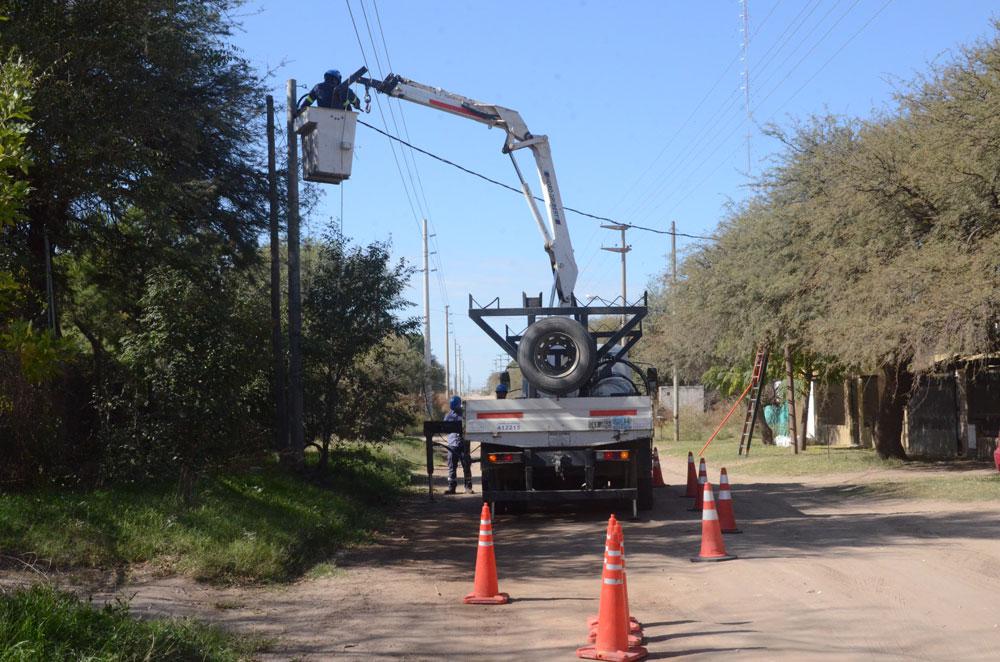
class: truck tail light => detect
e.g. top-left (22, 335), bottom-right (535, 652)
top-left (599, 450), bottom-right (630, 461)
top-left (487, 452), bottom-right (522, 464)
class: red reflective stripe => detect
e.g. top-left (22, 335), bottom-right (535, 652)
top-left (589, 409), bottom-right (638, 417)
top-left (429, 99), bottom-right (478, 117)
top-left (476, 411), bottom-right (524, 419)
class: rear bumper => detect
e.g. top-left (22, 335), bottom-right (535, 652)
top-left (483, 488), bottom-right (637, 503)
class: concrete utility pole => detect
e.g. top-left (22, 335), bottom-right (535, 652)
top-left (422, 218), bottom-right (433, 416)
top-left (444, 305), bottom-right (451, 402)
top-left (285, 80), bottom-right (304, 468)
top-left (601, 224), bottom-right (631, 338)
top-left (266, 95), bottom-right (288, 453)
top-left (671, 220), bottom-right (680, 442)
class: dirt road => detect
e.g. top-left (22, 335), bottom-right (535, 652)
top-left (8, 461), bottom-right (1000, 660)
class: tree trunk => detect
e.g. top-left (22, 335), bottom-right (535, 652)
top-left (874, 363), bottom-right (912, 460)
top-left (318, 435), bottom-right (331, 473)
top-left (799, 375), bottom-right (810, 450)
top-left (785, 344), bottom-right (799, 454)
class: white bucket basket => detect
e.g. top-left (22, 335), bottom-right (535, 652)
top-left (294, 107), bottom-right (357, 184)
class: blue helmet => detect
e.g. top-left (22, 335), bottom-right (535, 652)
top-left (324, 69), bottom-right (341, 83)
top-left (495, 383), bottom-right (509, 393)
top-left (449, 395), bottom-right (462, 411)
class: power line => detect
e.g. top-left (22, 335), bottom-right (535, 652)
top-left (628, 0), bottom-right (869, 226)
top-left (354, 117), bottom-right (713, 241)
top-left (345, 0), bottom-right (423, 238)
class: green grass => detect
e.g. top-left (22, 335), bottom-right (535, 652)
top-left (0, 443), bottom-right (414, 584)
top-left (0, 584), bottom-right (264, 661)
top-left (655, 410), bottom-right (897, 476)
top-left (859, 474), bottom-right (1000, 502)
top-left (655, 409), bottom-right (1000, 501)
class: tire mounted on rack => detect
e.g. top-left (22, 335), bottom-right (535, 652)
top-left (516, 316), bottom-right (596, 395)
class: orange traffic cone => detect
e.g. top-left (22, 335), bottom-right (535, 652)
top-left (688, 457), bottom-right (707, 511)
top-left (651, 447), bottom-right (666, 488)
top-left (691, 481), bottom-right (737, 563)
top-left (577, 529), bottom-right (648, 661)
top-left (718, 468), bottom-right (742, 534)
top-left (587, 516), bottom-right (618, 628)
top-left (589, 521), bottom-right (642, 643)
top-left (683, 451), bottom-right (698, 497)
top-left (463, 503), bottom-right (510, 604)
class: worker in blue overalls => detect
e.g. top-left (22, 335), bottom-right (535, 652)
top-left (298, 69), bottom-right (361, 111)
top-left (444, 396), bottom-right (473, 494)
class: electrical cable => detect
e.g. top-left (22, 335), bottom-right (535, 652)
top-left (355, 118), bottom-right (713, 240)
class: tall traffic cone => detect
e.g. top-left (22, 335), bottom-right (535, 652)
top-left (691, 481), bottom-right (737, 563)
top-left (577, 529), bottom-right (647, 661)
top-left (589, 521), bottom-right (642, 642)
top-left (587, 516), bottom-right (618, 628)
top-left (683, 451), bottom-right (698, 497)
top-left (717, 468), bottom-right (742, 534)
top-left (688, 457), bottom-right (707, 511)
top-left (463, 503), bottom-right (510, 604)
top-left (651, 447), bottom-right (666, 488)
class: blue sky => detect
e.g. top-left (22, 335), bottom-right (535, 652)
top-left (234, 0), bottom-right (998, 389)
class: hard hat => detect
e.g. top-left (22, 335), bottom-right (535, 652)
top-left (325, 69), bottom-right (341, 81)
top-left (495, 383), bottom-right (509, 393)
top-left (449, 395), bottom-right (462, 411)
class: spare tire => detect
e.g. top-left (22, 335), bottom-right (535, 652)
top-left (517, 317), bottom-right (596, 395)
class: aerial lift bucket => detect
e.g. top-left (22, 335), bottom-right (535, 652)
top-left (294, 107), bottom-right (357, 184)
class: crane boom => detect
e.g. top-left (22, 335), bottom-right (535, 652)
top-left (360, 73), bottom-right (578, 306)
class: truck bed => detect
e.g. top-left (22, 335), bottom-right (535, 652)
top-left (465, 395), bottom-right (654, 447)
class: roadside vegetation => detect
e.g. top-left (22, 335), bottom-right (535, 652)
top-left (656, 413), bottom-right (1000, 502)
top-left (0, 445), bottom-right (413, 584)
top-left (641, 22), bottom-right (1000, 460)
top-left (0, 584), bottom-right (264, 661)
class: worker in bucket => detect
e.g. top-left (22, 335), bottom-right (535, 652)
top-left (495, 382), bottom-right (509, 399)
top-left (444, 395), bottom-right (473, 494)
top-left (298, 69), bottom-right (361, 111)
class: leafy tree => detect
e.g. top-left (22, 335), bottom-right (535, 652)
top-left (109, 265), bottom-right (270, 500)
top-left (646, 25), bottom-right (1000, 460)
top-left (302, 231), bottom-right (417, 471)
top-left (0, 0), bottom-right (270, 327)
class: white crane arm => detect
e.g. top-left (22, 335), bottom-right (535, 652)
top-left (361, 74), bottom-right (578, 306)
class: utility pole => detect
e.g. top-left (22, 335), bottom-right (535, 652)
top-left (285, 80), bottom-right (304, 468)
top-left (444, 305), bottom-right (451, 402)
top-left (422, 218), bottom-right (433, 417)
top-left (266, 95), bottom-right (288, 454)
top-left (43, 227), bottom-right (58, 336)
top-left (671, 220), bottom-right (680, 443)
top-left (601, 224), bottom-right (631, 338)
top-left (454, 337), bottom-right (460, 399)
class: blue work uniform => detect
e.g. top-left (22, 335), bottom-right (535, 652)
top-left (444, 408), bottom-right (472, 491)
top-left (302, 81), bottom-right (361, 110)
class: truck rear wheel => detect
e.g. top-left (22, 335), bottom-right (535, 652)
top-left (517, 316), bottom-right (596, 395)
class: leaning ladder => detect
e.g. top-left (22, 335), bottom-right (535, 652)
top-left (737, 345), bottom-right (769, 457)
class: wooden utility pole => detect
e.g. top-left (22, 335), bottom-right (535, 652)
top-left (671, 220), bottom-right (680, 442)
top-left (285, 80), bottom-right (304, 468)
top-left (444, 305), bottom-right (451, 401)
top-left (785, 343), bottom-right (799, 454)
top-left (266, 95), bottom-right (288, 454)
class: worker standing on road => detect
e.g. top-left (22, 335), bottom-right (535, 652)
top-left (298, 69), bottom-right (361, 111)
top-left (444, 395), bottom-right (473, 494)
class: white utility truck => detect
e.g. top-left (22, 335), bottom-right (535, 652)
top-left (353, 72), bottom-right (659, 514)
